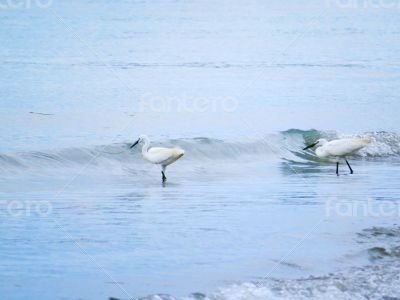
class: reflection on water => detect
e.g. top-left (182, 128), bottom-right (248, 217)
top-left (280, 160), bottom-right (325, 175)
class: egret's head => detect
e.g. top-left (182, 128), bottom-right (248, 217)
top-left (317, 138), bottom-right (328, 146)
top-left (303, 138), bottom-right (327, 150)
top-left (130, 135), bottom-right (149, 148)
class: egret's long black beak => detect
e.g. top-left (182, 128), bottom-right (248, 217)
top-left (303, 141), bottom-right (319, 151)
top-left (130, 139), bottom-right (139, 149)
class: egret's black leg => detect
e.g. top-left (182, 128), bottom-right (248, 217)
top-left (345, 159), bottom-right (354, 174)
top-left (336, 162), bottom-right (339, 176)
top-left (162, 171), bottom-right (167, 183)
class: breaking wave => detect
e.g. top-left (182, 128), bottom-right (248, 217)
top-left (116, 225), bottom-right (400, 300)
top-left (0, 130), bottom-right (399, 172)
top-left (131, 261), bottom-right (400, 300)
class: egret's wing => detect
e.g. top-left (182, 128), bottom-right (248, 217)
top-left (326, 138), bottom-right (368, 156)
top-left (147, 147), bottom-right (175, 164)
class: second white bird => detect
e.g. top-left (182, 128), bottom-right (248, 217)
top-left (303, 137), bottom-right (371, 175)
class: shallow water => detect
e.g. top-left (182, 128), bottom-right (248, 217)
top-left (1, 1), bottom-right (400, 300)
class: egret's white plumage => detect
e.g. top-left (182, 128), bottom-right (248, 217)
top-left (314, 137), bottom-right (371, 158)
top-left (304, 137), bottom-right (371, 175)
top-left (131, 135), bottom-right (185, 182)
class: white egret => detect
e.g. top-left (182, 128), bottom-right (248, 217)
top-left (130, 135), bottom-right (185, 183)
top-left (303, 137), bottom-right (371, 175)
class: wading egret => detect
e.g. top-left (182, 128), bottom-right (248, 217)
top-left (303, 137), bottom-right (371, 176)
top-left (130, 135), bottom-right (185, 183)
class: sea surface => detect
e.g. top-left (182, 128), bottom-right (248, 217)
top-left (1, 1), bottom-right (400, 299)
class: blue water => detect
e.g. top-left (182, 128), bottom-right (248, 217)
top-left (1, 1), bottom-right (400, 299)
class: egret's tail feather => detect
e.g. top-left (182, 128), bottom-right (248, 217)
top-left (176, 148), bottom-right (185, 156)
top-left (359, 137), bottom-right (372, 145)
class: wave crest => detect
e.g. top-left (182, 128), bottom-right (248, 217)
top-left (1, 130), bottom-right (399, 172)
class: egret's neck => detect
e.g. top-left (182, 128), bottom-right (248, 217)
top-left (141, 139), bottom-right (150, 154)
top-left (316, 146), bottom-right (328, 158)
